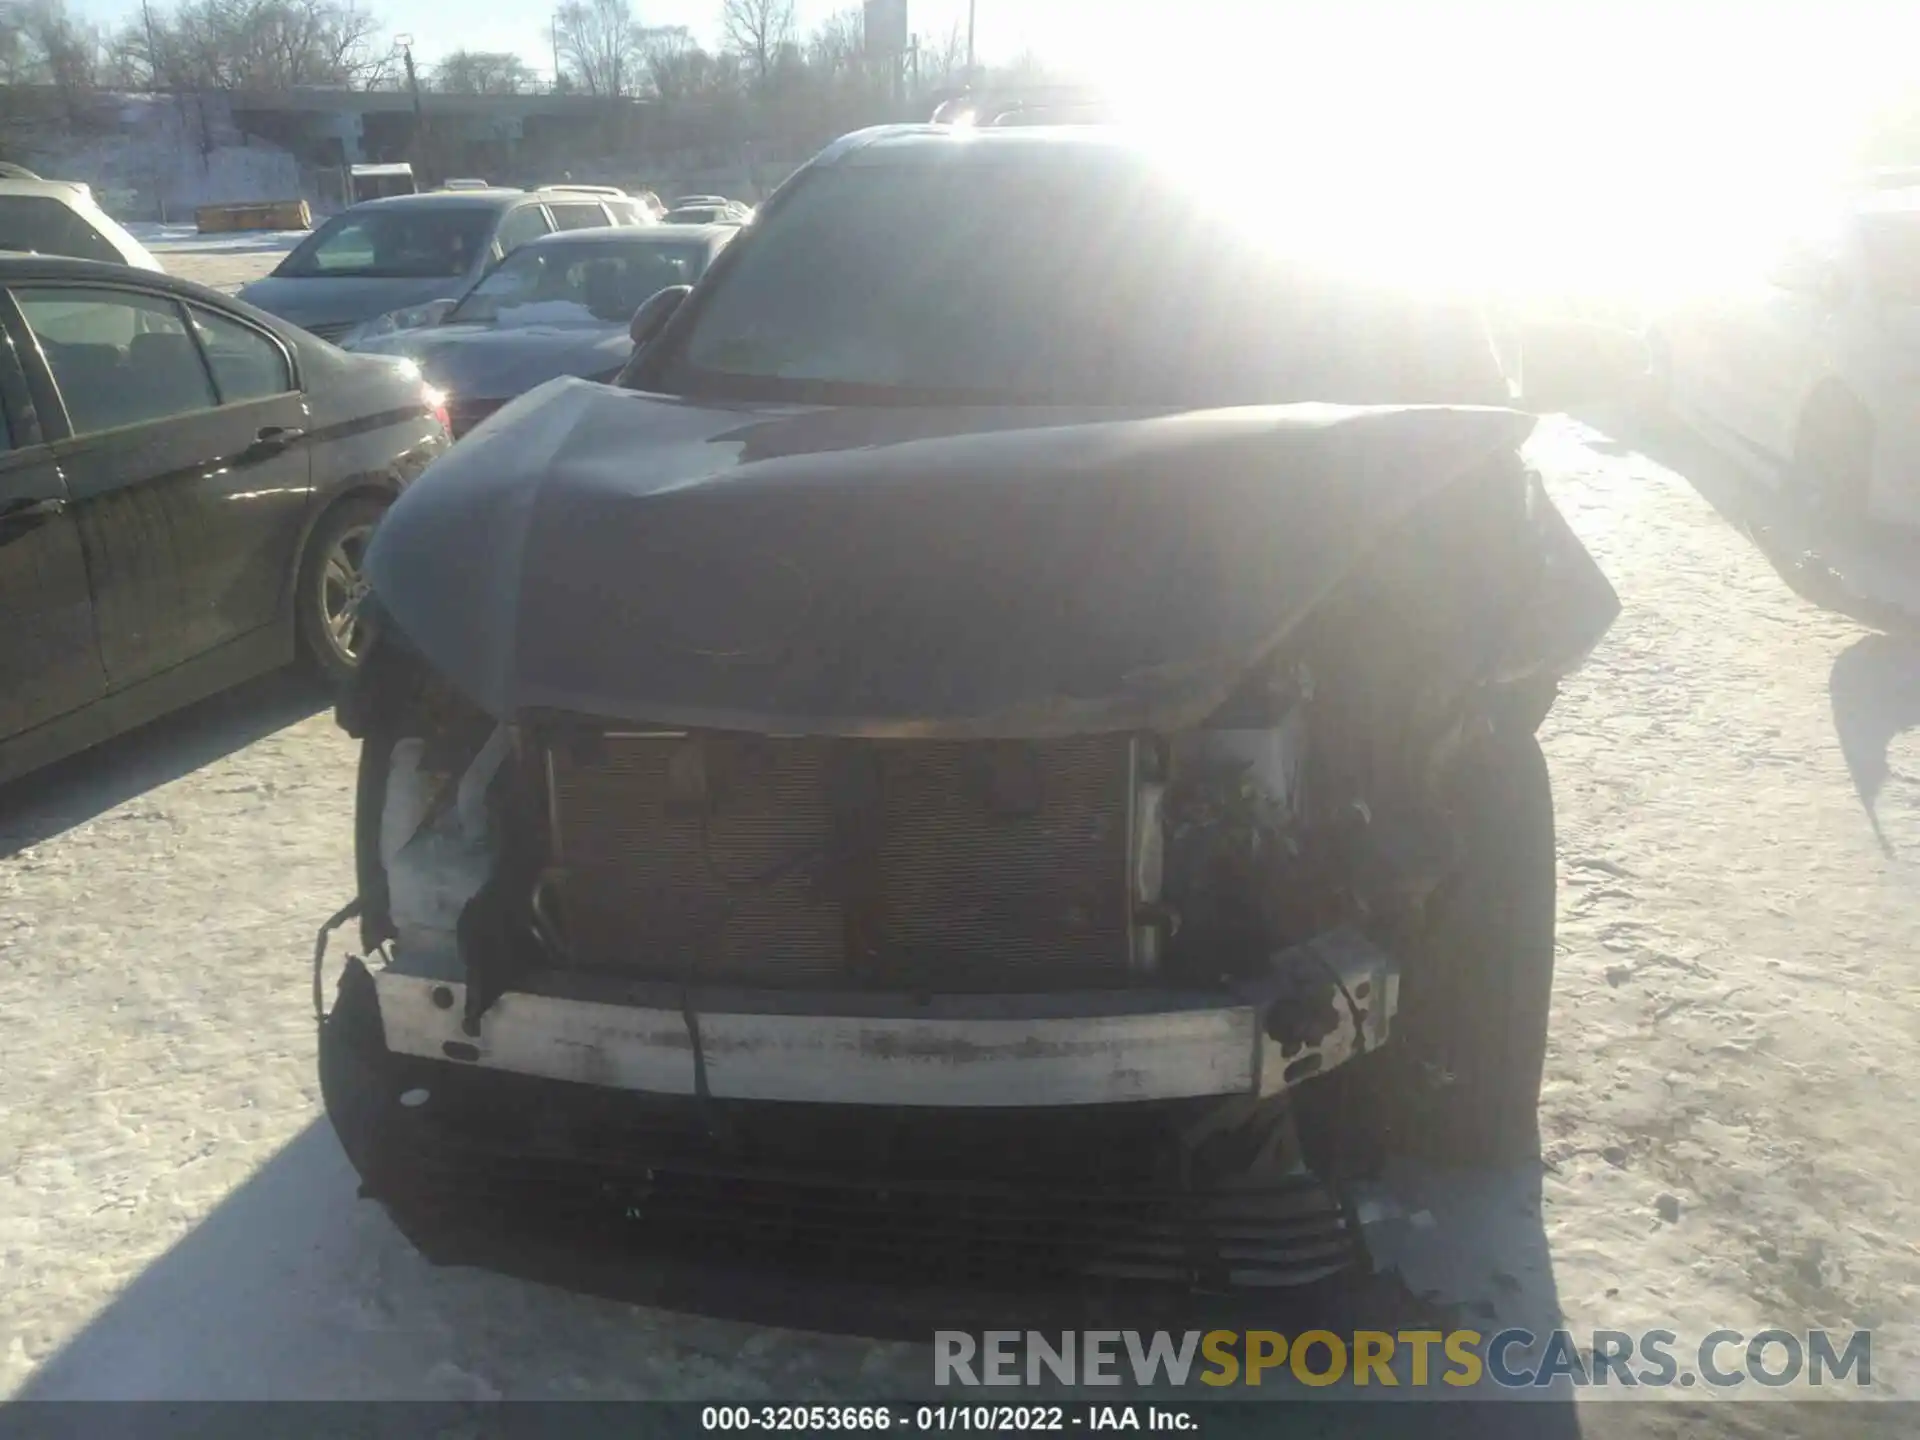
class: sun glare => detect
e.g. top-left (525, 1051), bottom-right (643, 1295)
top-left (1089, 5), bottom-right (1914, 313)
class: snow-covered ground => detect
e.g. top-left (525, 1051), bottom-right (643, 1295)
top-left (133, 230), bottom-right (301, 298)
top-left (1, 323), bottom-right (1916, 1409)
top-left (128, 223), bottom-right (309, 256)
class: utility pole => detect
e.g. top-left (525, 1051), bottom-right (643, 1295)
top-left (551, 14), bottom-right (562, 92)
top-left (397, 35), bottom-right (426, 175)
top-left (966, 0), bottom-right (976, 85)
top-left (398, 37), bottom-right (422, 119)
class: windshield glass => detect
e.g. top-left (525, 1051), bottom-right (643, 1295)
top-left (659, 158), bottom-right (1505, 406)
top-left (447, 239), bottom-right (714, 325)
top-left (276, 206), bottom-right (493, 279)
top-left (0, 195), bottom-right (122, 264)
top-left (1859, 213), bottom-right (1920, 303)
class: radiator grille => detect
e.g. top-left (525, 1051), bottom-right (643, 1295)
top-left (547, 734), bottom-right (1138, 990)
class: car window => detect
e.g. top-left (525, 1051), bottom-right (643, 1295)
top-left (187, 305), bottom-right (292, 403)
top-left (494, 205), bottom-right (552, 256)
top-left (663, 159), bottom-right (1505, 406)
top-left (275, 206), bottom-right (494, 279)
top-left (15, 287), bottom-right (217, 434)
top-left (0, 195), bottom-right (122, 265)
top-left (548, 202), bottom-right (610, 232)
top-left (447, 238), bottom-right (714, 326)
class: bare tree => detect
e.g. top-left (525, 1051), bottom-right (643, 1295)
top-left (553, 0), bottom-right (639, 98)
top-left (5, 1), bottom-right (104, 97)
top-left (647, 40), bottom-right (743, 102)
top-left (804, 8), bottom-right (861, 77)
top-left (721, 0), bottom-right (793, 88)
top-left (113, 0), bottom-right (386, 92)
top-left (2, 1), bottom-right (105, 118)
top-left (639, 25), bottom-right (698, 101)
top-left (433, 48), bottom-right (533, 94)
top-left (917, 21), bottom-right (965, 91)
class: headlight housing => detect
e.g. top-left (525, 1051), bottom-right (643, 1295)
top-left (338, 298), bottom-right (458, 350)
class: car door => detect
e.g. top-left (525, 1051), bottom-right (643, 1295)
top-left (0, 304), bottom-right (104, 744)
top-left (6, 282), bottom-right (311, 689)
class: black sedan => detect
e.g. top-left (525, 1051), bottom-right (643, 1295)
top-left (345, 225), bottom-right (736, 436)
top-left (0, 256), bottom-right (450, 784)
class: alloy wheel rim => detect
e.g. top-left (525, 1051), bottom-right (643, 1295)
top-left (320, 523), bottom-right (375, 664)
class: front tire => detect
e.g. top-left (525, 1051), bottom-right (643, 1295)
top-left (1301, 729), bottom-right (1559, 1170)
top-left (297, 497), bottom-right (387, 685)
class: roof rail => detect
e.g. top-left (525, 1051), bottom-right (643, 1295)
top-left (930, 84), bottom-right (1115, 127)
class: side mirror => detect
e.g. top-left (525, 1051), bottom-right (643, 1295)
top-left (1514, 318), bottom-right (1649, 414)
top-left (629, 285), bottom-right (692, 347)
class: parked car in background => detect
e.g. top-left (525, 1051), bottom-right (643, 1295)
top-left (661, 201), bottom-right (751, 226)
top-left (440, 178), bottom-right (493, 192)
top-left (347, 162), bottom-right (418, 204)
top-left (0, 179), bottom-right (163, 272)
top-left (344, 224), bottom-right (737, 435)
top-left (236, 189), bottom-right (640, 344)
top-left (537, 185), bottom-right (657, 226)
top-left (317, 124), bottom-right (1618, 1296)
top-left (0, 255), bottom-right (450, 784)
top-left (1647, 186), bottom-right (1920, 531)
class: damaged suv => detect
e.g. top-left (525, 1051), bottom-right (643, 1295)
top-left (317, 125), bottom-right (1619, 1296)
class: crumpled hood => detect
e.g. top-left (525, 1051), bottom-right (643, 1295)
top-left (235, 274), bottom-right (470, 331)
top-left (352, 322), bottom-right (630, 401)
top-left (365, 380), bottom-right (1544, 737)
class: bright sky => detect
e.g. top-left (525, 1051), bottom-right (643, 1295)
top-left (70, 0), bottom-right (1920, 299)
top-left (74, 0), bottom-right (1046, 75)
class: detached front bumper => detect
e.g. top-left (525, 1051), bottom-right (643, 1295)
top-left (320, 941), bottom-right (1390, 1303)
top-left (372, 927), bottom-right (1397, 1109)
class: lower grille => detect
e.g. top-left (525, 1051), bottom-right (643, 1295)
top-left (547, 733), bottom-right (1139, 990)
top-left (303, 318), bottom-right (354, 344)
top-left (382, 1070), bottom-right (1362, 1294)
top-left (415, 1153), bottom-right (1360, 1293)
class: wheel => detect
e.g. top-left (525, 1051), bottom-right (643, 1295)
top-left (1792, 393), bottom-right (1873, 535)
top-left (1298, 729), bottom-right (1558, 1170)
top-left (297, 497), bottom-right (387, 684)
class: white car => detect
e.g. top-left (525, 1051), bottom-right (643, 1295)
top-left (0, 178), bottom-right (163, 271)
top-left (1649, 187), bottom-right (1920, 530)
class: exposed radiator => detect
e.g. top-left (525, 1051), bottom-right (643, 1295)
top-left (545, 733), bottom-right (1142, 991)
